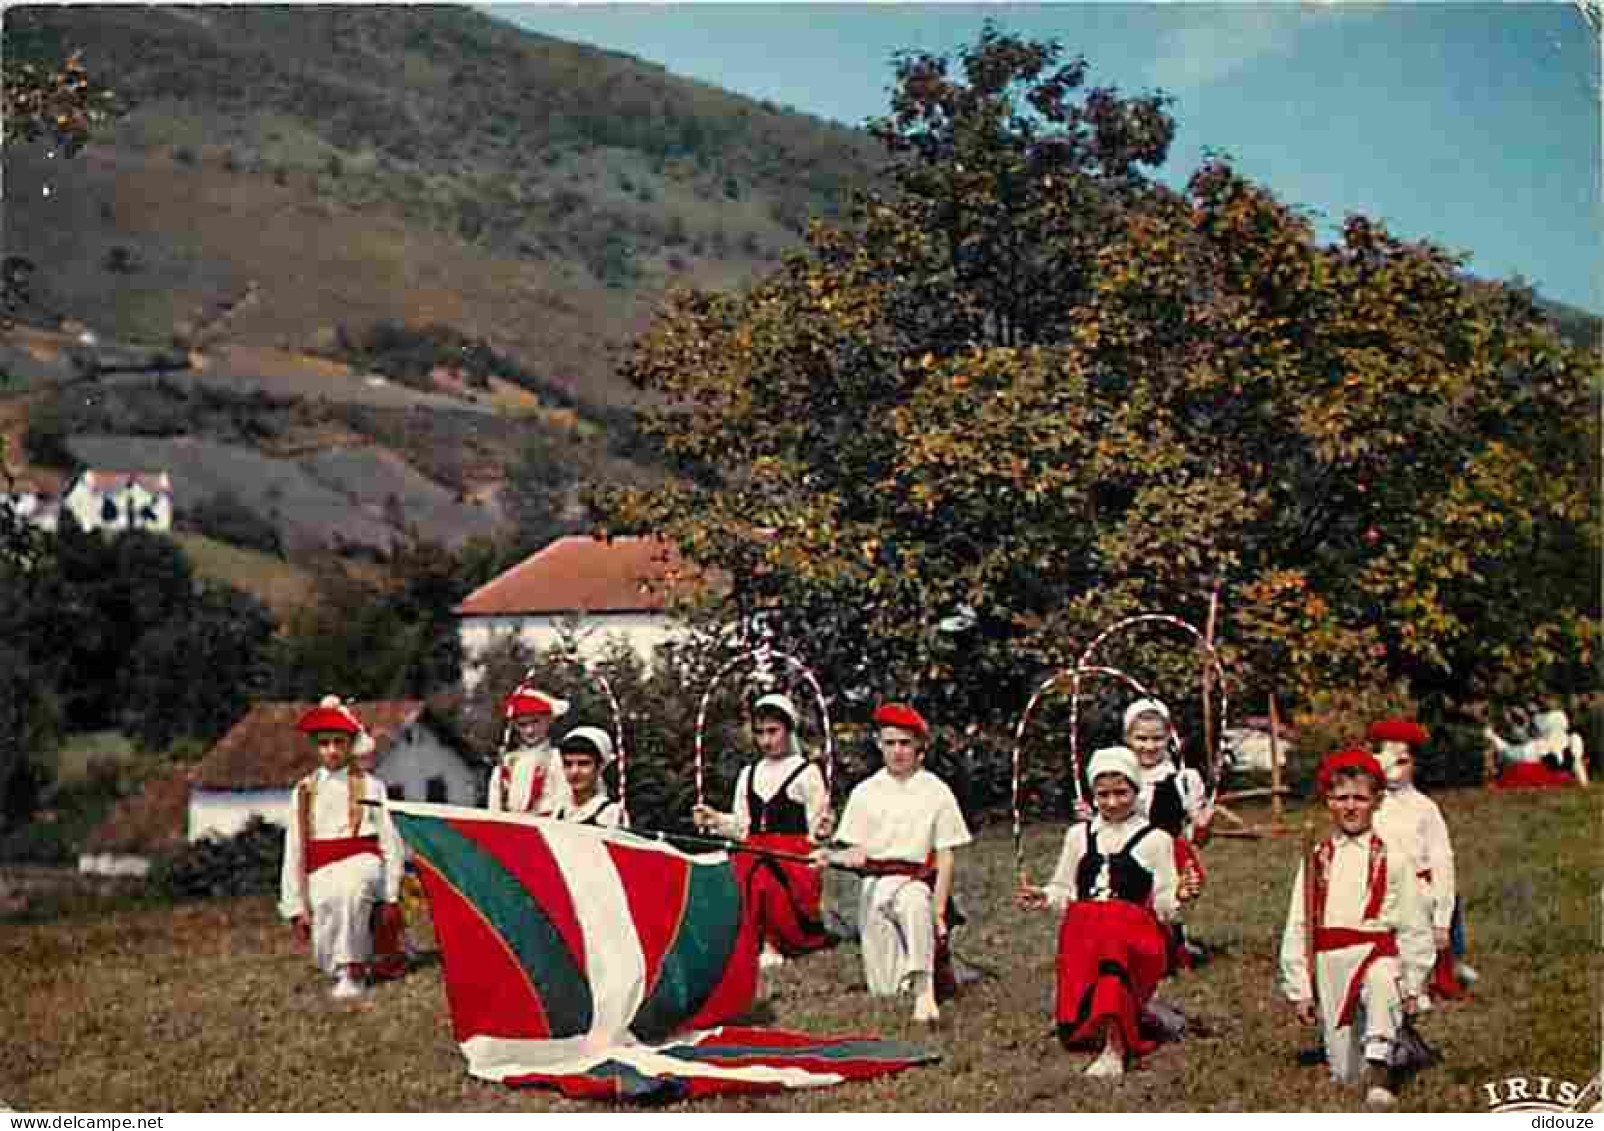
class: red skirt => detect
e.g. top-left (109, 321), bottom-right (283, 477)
top-left (734, 833), bottom-right (831, 957)
top-left (1055, 900), bottom-right (1170, 1057)
top-left (1491, 762), bottom-right (1577, 790)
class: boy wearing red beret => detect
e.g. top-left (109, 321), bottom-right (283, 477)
top-left (1370, 718), bottom-right (1474, 998)
top-left (1279, 750), bottom-right (1435, 1107)
top-left (488, 685), bottom-right (572, 816)
top-left (815, 703), bottom-right (971, 1024)
top-left (279, 697), bottom-right (405, 1000)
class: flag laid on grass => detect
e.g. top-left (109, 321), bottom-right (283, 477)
top-left (389, 801), bottom-right (936, 1100)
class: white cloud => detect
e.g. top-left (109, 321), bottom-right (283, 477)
top-left (1143, 7), bottom-right (1309, 93)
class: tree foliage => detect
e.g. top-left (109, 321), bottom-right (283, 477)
top-left (593, 27), bottom-right (1600, 740)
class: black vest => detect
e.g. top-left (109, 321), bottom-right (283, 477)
top-left (746, 760), bottom-right (813, 835)
top-left (1075, 823), bottom-right (1161, 905)
top-left (1147, 774), bottom-right (1186, 838)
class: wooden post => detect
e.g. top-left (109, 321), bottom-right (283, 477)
top-left (1268, 690), bottom-right (1286, 826)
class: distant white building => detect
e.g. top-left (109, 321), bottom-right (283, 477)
top-left (455, 534), bottom-right (719, 690)
top-left (1, 480), bottom-right (60, 533)
top-left (60, 469), bottom-right (173, 533)
top-left (185, 700), bottom-right (483, 841)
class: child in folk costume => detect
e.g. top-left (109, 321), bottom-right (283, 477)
top-left (350, 727), bottom-right (408, 982)
top-left (1123, 698), bottom-right (1213, 968)
top-left (693, 693), bottom-right (834, 967)
top-left (813, 703), bottom-right (971, 1024)
top-left (553, 725), bottom-right (628, 829)
top-left (488, 685), bottom-right (572, 817)
top-left (1279, 750), bottom-right (1435, 1108)
top-left (1017, 746), bottom-right (1191, 1077)
top-left (1370, 717), bottom-right (1474, 998)
top-left (279, 697), bottom-right (405, 1000)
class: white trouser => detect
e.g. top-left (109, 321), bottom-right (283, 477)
top-left (858, 875), bottom-right (935, 997)
top-left (1320, 953), bottom-right (1404, 1084)
top-left (308, 854), bottom-right (384, 975)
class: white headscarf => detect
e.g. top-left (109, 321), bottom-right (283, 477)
top-left (1122, 697), bottom-right (1172, 738)
top-left (1086, 745), bottom-right (1143, 791)
top-left (558, 725), bottom-right (616, 766)
top-left (753, 692), bottom-right (804, 757)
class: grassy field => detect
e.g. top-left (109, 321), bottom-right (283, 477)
top-left (2, 786), bottom-right (1596, 1112)
top-left (173, 534), bottom-right (318, 621)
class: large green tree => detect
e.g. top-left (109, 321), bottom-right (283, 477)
top-left (593, 28), bottom-right (1599, 733)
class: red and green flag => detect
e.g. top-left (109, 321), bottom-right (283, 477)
top-left (390, 801), bottom-right (935, 1100)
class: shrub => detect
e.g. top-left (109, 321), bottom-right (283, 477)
top-left (150, 815), bottom-right (282, 900)
top-left (182, 489), bottom-right (283, 557)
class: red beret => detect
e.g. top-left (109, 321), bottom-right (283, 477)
top-left (873, 702), bottom-right (929, 739)
top-left (1316, 749), bottom-right (1386, 794)
top-left (1367, 718), bottom-right (1429, 747)
top-left (504, 688), bottom-right (557, 719)
top-left (296, 705), bottom-right (361, 737)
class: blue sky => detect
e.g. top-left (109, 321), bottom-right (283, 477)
top-left (485, 3), bottom-right (1601, 313)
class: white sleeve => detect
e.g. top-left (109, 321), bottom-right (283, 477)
top-left (1278, 861), bottom-right (1312, 1003)
top-left (791, 763), bottom-right (832, 836)
top-left (932, 783), bottom-right (973, 852)
top-left (834, 783), bottom-right (870, 848)
top-left (1422, 800), bottom-right (1456, 931)
top-left (727, 766), bottom-right (753, 840)
top-left (371, 781), bottom-right (405, 904)
top-left (1388, 848), bottom-right (1436, 996)
top-left (536, 755), bottom-right (572, 817)
top-left (486, 763), bottom-right (505, 812)
top-left (1142, 828), bottom-right (1180, 924)
top-left (1043, 824), bottom-right (1085, 912)
top-left (278, 782), bottom-right (307, 920)
top-left (1178, 768), bottom-right (1207, 818)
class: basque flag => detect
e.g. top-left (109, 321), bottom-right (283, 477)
top-left (390, 801), bottom-right (936, 1101)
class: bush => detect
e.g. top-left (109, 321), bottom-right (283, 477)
top-left (182, 490), bottom-right (282, 557)
top-left (151, 815), bottom-right (283, 900)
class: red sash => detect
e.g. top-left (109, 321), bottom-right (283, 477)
top-left (498, 763), bottom-right (547, 812)
top-left (306, 836), bottom-right (380, 874)
top-left (1314, 927), bottom-right (1399, 1028)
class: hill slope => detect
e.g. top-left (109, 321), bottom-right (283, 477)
top-left (3, 4), bottom-right (880, 404)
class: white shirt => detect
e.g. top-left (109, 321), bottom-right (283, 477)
top-left (557, 790), bottom-right (628, 829)
top-left (488, 742), bottom-right (571, 816)
top-left (835, 768), bottom-right (972, 863)
top-left (279, 767), bottom-right (404, 918)
top-left (1042, 813), bottom-right (1180, 924)
top-left (728, 754), bottom-right (830, 839)
top-left (1374, 784), bottom-right (1456, 931)
top-left (1278, 829), bottom-right (1435, 1003)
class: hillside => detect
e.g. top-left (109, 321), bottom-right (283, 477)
top-left (3, 4), bottom-right (880, 403)
top-left (1, 787), bottom-right (1597, 1111)
top-left (1, 4), bottom-right (883, 564)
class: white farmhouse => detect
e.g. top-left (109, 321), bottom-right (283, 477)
top-left (185, 700), bottom-right (484, 841)
top-left (455, 534), bottom-right (718, 690)
top-left (60, 469), bottom-right (173, 533)
top-left (0, 479), bottom-right (61, 533)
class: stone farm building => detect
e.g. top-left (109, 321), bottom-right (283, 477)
top-left (80, 700), bottom-right (482, 875)
top-left (61, 469), bottom-right (174, 533)
top-left (455, 534), bottom-right (718, 690)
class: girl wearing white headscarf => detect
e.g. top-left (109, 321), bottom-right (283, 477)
top-left (1017, 746), bottom-right (1187, 1078)
top-left (692, 692), bottom-right (834, 966)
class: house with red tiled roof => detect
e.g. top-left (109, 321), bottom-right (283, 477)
top-left (454, 534), bottom-right (723, 688)
top-left (186, 700), bottom-right (482, 841)
top-left (60, 469), bottom-right (173, 533)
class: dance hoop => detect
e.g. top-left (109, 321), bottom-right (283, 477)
top-left (692, 644), bottom-right (834, 808)
top-left (1010, 663), bottom-right (1152, 878)
top-left (506, 658), bottom-right (631, 824)
top-left (1074, 612), bottom-right (1231, 802)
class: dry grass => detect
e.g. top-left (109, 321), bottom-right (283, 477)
top-left (172, 534), bottom-right (317, 621)
top-left (1, 786), bottom-right (1595, 1112)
